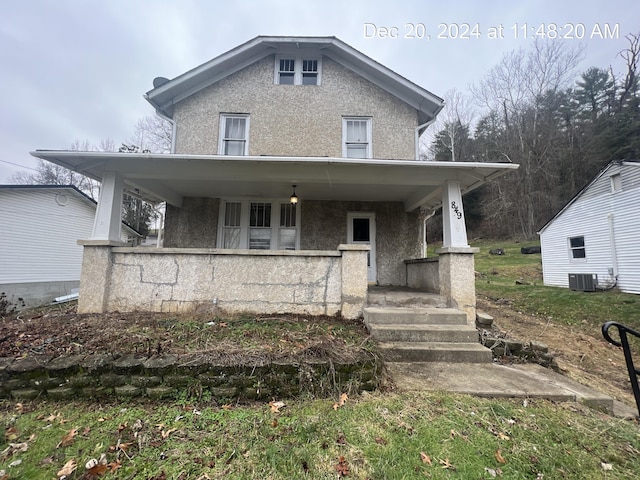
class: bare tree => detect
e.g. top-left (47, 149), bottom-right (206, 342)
top-left (470, 40), bottom-right (584, 239)
top-left (129, 115), bottom-right (173, 154)
top-left (424, 89), bottom-right (476, 161)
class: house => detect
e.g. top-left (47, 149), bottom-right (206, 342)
top-left (0, 185), bottom-right (141, 309)
top-left (31, 36), bottom-right (518, 321)
top-left (539, 159), bottom-right (640, 294)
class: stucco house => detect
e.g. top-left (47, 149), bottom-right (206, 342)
top-left (539, 159), bottom-right (640, 294)
top-left (31, 36), bottom-right (518, 322)
top-left (0, 185), bottom-right (140, 308)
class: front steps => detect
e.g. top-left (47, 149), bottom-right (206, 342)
top-left (364, 289), bottom-right (492, 364)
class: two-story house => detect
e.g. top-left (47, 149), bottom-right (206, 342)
top-left (32, 36), bottom-right (517, 321)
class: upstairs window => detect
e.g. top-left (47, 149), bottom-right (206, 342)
top-left (569, 236), bottom-right (586, 259)
top-left (219, 114), bottom-right (249, 155)
top-left (611, 173), bottom-right (622, 192)
top-left (275, 56), bottom-right (321, 85)
top-left (343, 117), bottom-right (372, 158)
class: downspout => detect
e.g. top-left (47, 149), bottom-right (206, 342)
top-left (608, 213), bottom-right (619, 281)
top-left (415, 117), bottom-right (437, 160)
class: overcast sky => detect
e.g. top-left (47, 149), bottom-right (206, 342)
top-left (1, 0), bottom-right (638, 181)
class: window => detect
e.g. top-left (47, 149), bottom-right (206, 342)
top-left (275, 56), bottom-right (321, 85)
top-left (569, 236), bottom-right (586, 259)
top-left (218, 200), bottom-right (300, 250)
top-left (343, 117), bottom-right (372, 158)
top-left (219, 114), bottom-right (249, 155)
top-left (222, 202), bottom-right (242, 248)
top-left (611, 173), bottom-right (622, 192)
top-left (279, 203), bottom-right (297, 250)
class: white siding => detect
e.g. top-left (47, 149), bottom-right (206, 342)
top-left (0, 188), bottom-right (95, 284)
top-left (540, 163), bottom-right (640, 294)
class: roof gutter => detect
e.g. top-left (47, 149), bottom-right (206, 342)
top-left (415, 117), bottom-right (437, 160)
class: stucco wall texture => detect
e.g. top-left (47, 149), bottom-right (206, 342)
top-left (162, 199), bottom-right (420, 286)
top-left (173, 56), bottom-right (418, 160)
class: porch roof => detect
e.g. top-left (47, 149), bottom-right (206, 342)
top-left (29, 151), bottom-right (518, 211)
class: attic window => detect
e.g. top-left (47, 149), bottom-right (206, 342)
top-left (611, 173), bottom-right (622, 192)
top-left (275, 56), bottom-right (321, 85)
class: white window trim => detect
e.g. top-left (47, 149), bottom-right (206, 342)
top-left (342, 117), bottom-right (373, 158)
top-left (274, 55), bottom-right (322, 85)
top-left (610, 173), bottom-right (622, 193)
top-left (568, 235), bottom-right (587, 262)
top-left (218, 114), bottom-right (250, 155)
top-left (217, 198), bottom-right (301, 250)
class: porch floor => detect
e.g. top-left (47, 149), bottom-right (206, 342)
top-left (367, 285), bottom-right (447, 308)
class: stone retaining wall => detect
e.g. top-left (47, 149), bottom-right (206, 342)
top-left (0, 353), bottom-right (381, 402)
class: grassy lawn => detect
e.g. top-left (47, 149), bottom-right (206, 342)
top-left (3, 241), bottom-right (640, 479)
top-left (472, 241), bottom-right (640, 330)
top-left (2, 393), bottom-right (639, 479)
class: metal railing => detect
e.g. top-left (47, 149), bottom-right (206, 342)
top-left (602, 321), bottom-right (640, 417)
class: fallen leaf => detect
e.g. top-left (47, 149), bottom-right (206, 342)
top-left (57, 459), bottom-right (77, 477)
top-left (161, 428), bottom-right (177, 439)
top-left (484, 467), bottom-right (503, 477)
top-left (8, 459), bottom-right (21, 467)
top-left (440, 458), bottom-right (455, 470)
top-left (333, 393), bottom-right (349, 410)
top-left (420, 452), bottom-right (432, 465)
top-left (4, 427), bottom-right (19, 442)
top-left (601, 462), bottom-right (613, 471)
top-left (108, 461), bottom-right (122, 473)
top-left (86, 463), bottom-right (109, 475)
top-left (271, 419), bottom-right (278, 427)
top-left (58, 428), bottom-right (78, 448)
top-left (221, 404), bottom-right (233, 410)
top-left (14, 403), bottom-right (24, 414)
top-left (495, 449), bottom-right (507, 464)
top-left (117, 422), bottom-right (128, 432)
top-left (269, 401), bottom-right (286, 413)
top-left (335, 456), bottom-right (349, 477)
top-left (375, 436), bottom-right (388, 445)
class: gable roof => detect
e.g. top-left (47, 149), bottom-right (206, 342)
top-left (0, 184), bottom-right (143, 237)
top-left (144, 36), bottom-right (444, 124)
top-left (538, 159), bottom-right (640, 234)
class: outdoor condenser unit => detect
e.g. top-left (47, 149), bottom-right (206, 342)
top-left (568, 273), bottom-right (598, 292)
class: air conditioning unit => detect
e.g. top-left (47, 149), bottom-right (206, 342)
top-left (568, 273), bottom-right (598, 292)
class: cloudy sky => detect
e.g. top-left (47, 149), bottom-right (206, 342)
top-left (1, 0), bottom-right (638, 181)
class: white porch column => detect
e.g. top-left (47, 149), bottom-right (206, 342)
top-left (91, 172), bottom-right (124, 242)
top-left (442, 180), bottom-right (469, 248)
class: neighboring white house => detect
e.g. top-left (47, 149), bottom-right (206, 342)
top-left (539, 160), bottom-right (640, 294)
top-left (0, 185), bottom-right (141, 308)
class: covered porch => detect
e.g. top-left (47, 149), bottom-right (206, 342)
top-left (30, 151), bottom-right (518, 321)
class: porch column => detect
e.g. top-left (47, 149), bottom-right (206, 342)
top-left (438, 180), bottom-right (478, 324)
top-left (339, 244), bottom-right (369, 319)
top-left (91, 172), bottom-right (124, 242)
top-left (442, 180), bottom-right (468, 248)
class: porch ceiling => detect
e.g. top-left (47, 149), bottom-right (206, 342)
top-left (29, 151), bottom-right (518, 211)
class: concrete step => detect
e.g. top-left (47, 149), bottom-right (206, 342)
top-left (364, 307), bottom-right (467, 326)
top-left (368, 324), bottom-right (479, 343)
top-left (378, 342), bottom-right (493, 363)
top-left (368, 288), bottom-right (447, 308)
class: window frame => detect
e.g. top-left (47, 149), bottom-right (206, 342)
top-left (217, 198), bottom-right (301, 250)
top-left (342, 116), bottom-right (373, 159)
top-left (568, 235), bottom-right (587, 261)
top-left (218, 114), bottom-right (250, 155)
top-left (610, 173), bottom-right (622, 193)
top-left (274, 55), bottom-right (322, 85)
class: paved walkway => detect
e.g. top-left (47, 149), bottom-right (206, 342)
top-left (386, 361), bottom-right (639, 419)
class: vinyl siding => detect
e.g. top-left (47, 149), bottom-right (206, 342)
top-left (540, 163), bottom-right (640, 294)
top-left (0, 188), bottom-right (95, 284)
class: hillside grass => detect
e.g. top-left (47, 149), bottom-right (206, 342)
top-left (471, 241), bottom-right (640, 330)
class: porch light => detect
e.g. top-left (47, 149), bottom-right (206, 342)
top-left (290, 185), bottom-right (299, 204)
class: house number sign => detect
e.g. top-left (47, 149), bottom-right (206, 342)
top-left (451, 201), bottom-right (463, 220)
top-left (451, 201), bottom-right (462, 220)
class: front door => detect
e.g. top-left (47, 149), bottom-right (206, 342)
top-left (347, 212), bottom-right (377, 284)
